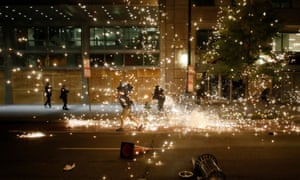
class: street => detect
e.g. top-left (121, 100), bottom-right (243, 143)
top-left (1, 120), bottom-right (300, 180)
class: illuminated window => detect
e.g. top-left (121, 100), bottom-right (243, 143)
top-left (89, 26), bottom-right (159, 50)
top-left (273, 33), bottom-right (300, 52)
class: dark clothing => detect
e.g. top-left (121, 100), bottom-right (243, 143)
top-left (118, 94), bottom-right (133, 109)
top-left (116, 82), bottom-right (140, 130)
top-left (117, 82), bottom-right (134, 109)
top-left (196, 88), bottom-right (204, 105)
top-left (60, 86), bottom-right (69, 110)
top-left (153, 86), bottom-right (166, 111)
top-left (117, 82), bottom-right (133, 96)
top-left (44, 83), bottom-right (52, 108)
top-left (261, 88), bottom-right (270, 104)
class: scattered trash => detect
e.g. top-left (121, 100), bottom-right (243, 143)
top-left (17, 131), bottom-right (46, 139)
top-left (63, 163), bottom-right (76, 171)
top-left (268, 131), bottom-right (277, 136)
top-left (178, 170), bottom-right (194, 179)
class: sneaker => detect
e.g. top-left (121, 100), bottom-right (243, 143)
top-left (116, 127), bottom-right (123, 131)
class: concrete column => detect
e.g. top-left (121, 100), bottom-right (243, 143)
top-left (81, 24), bottom-right (89, 105)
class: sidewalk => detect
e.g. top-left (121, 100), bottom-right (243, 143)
top-left (0, 103), bottom-right (299, 123)
top-left (0, 104), bottom-right (144, 122)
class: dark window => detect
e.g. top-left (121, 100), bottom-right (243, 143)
top-left (231, 0), bottom-right (238, 7)
top-left (12, 53), bottom-right (81, 68)
top-left (0, 56), bottom-right (3, 67)
top-left (90, 53), bottom-right (159, 67)
top-left (289, 53), bottom-right (300, 65)
top-left (15, 27), bottom-right (81, 49)
top-left (0, 26), bottom-right (3, 46)
top-left (192, 0), bottom-right (214, 6)
top-left (90, 54), bottom-right (123, 67)
top-left (271, 0), bottom-right (292, 8)
top-left (196, 30), bottom-right (213, 50)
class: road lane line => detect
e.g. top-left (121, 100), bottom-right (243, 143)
top-left (59, 147), bottom-right (163, 150)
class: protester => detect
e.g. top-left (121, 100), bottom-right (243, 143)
top-left (60, 84), bottom-right (69, 110)
top-left (196, 86), bottom-right (205, 105)
top-left (152, 85), bottom-right (166, 111)
top-left (116, 82), bottom-right (142, 131)
top-left (261, 87), bottom-right (270, 105)
top-left (44, 82), bottom-right (52, 108)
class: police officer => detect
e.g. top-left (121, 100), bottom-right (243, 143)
top-left (44, 82), bottom-right (52, 108)
top-left (60, 84), bottom-right (69, 110)
top-left (152, 85), bottom-right (166, 111)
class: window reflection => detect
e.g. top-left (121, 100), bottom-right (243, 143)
top-left (15, 27), bottom-right (81, 49)
top-left (273, 33), bottom-right (300, 52)
top-left (89, 26), bottom-right (159, 50)
top-left (90, 53), bottom-right (159, 67)
top-left (12, 54), bottom-right (81, 68)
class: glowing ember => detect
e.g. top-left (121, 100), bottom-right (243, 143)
top-left (17, 131), bottom-right (46, 138)
top-left (63, 96), bottom-right (298, 134)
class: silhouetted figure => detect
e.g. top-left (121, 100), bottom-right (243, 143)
top-left (152, 85), bottom-right (166, 111)
top-left (261, 88), bottom-right (270, 104)
top-left (116, 82), bottom-right (142, 131)
top-left (44, 82), bottom-right (52, 108)
top-left (196, 87), bottom-right (204, 105)
top-left (60, 84), bottom-right (69, 110)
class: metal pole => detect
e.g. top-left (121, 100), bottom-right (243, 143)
top-left (188, 0), bottom-right (191, 66)
top-left (186, 0), bottom-right (192, 93)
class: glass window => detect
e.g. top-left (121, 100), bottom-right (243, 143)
top-left (90, 27), bottom-right (105, 47)
top-left (124, 27), bottom-right (142, 49)
top-left (90, 54), bottom-right (105, 67)
top-left (12, 53), bottom-right (81, 68)
top-left (124, 53), bottom-right (159, 66)
top-left (105, 54), bottom-right (119, 66)
top-left (141, 27), bottom-right (160, 50)
top-left (65, 28), bottom-right (81, 47)
top-left (196, 29), bottom-right (212, 50)
top-left (144, 54), bottom-right (159, 66)
top-left (90, 53), bottom-right (159, 67)
top-left (0, 26), bottom-right (4, 46)
top-left (90, 54), bottom-right (122, 67)
top-left (273, 33), bottom-right (300, 52)
top-left (89, 26), bottom-right (159, 50)
top-left (15, 27), bottom-right (81, 48)
top-left (13, 54), bottom-right (67, 68)
top-left (192, 0), bottom-right (215, 6)
top-left (271, 0), bottom-right (292, 8)
top-left (125, 54), bottom-right (143, 66)
top-left (105, 27), bottom-right (123, 49)
top-left (0, 56), bottom-right (4, 67)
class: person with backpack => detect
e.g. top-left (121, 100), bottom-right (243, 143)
top-left (116, 82), bottom-right (142, 131)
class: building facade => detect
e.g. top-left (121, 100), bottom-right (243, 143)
top-left (0, 0), bottom-right (299, 105)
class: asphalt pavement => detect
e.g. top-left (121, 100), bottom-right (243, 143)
top-left (1, 103), bottom-right (300, 180)
top-left (0, 104), bottom-right (126, 122)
